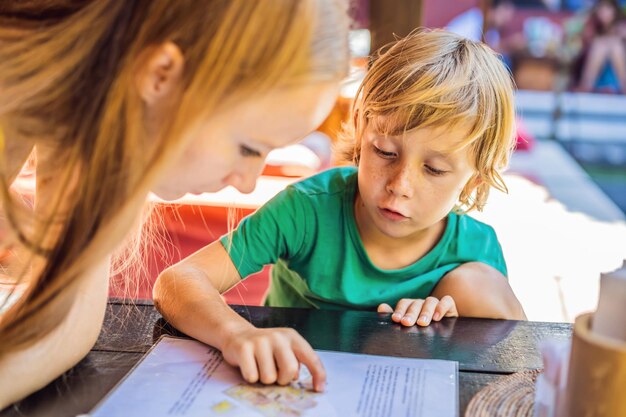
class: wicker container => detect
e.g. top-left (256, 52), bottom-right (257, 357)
top-left (565, 312), bottom-right (626, 417)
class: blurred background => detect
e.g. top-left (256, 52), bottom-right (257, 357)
top-left (99, 0), bottom-right (626, 323)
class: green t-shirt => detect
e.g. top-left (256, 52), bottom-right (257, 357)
top-left (221, 167), bottom-right (507, 310)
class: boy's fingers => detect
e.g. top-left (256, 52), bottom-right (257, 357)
top-left (401, 299), bottom-right (425, 326)
top-left (255, 341), bottom-right (278, 385)
top-left (416, 297), bottom-right (439, 326)
top-left (393, 298), bottom-right (415, 323)
top-left (274, 348), bottom-right (300, 386)
top-left (293, 339), bottom-right (326, 392)
top-left (437, 295), bottom-right (459, 319)
top-left (377, 303), bottom-right (393, 313)
top-left (237, 344), bottom-right (259, 384)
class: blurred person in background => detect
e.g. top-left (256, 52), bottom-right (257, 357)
top-left (446, 0), bottom-right (526, 68)
top-left (575, 0), bottom-right (626, 93)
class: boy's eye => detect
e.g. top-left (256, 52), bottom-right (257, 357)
top-left (240, 145), bottom-right (262, 158)
top-left (425, 165), bottom-right (447, 176)
top-left (373, 145), bottom-right (396, 159)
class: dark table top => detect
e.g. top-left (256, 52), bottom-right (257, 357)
top-left (2, 299), bottom-right (573, 417)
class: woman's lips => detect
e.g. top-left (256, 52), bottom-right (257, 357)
top-left (378, 207), bottom-right (409, 222)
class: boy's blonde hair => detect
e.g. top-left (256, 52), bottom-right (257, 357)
top-left (0, 0), bottom-right (349, 355)
top-left (338, 29), bottom-right (516, 212)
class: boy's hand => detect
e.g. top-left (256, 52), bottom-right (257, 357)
top-left (377, 296), bottom-right (458, 326)
top-left (220, 326), bottom-right (326, 392)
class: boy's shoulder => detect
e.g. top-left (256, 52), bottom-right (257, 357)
top-left (288, 166), bottom-right (357, 197)
top-left (453, 212), bottom-right (498, 238)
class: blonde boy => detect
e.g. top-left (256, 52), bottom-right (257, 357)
top-left (154, 30), bottom-right (526, 393)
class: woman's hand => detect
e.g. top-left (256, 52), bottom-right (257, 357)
top-left (377, 296), bottom-right (458, 327)
top-left (221, 326), bottom-right (326, 392)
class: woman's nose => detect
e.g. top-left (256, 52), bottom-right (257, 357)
top-left (228, 175), bottom-right (255, 194)
top-left (224, 159), bottom-right (265, 194)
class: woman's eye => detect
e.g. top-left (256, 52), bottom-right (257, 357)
top-left (373, 145), bottom-right (396, 159)
top-left (240, 145), bottom-right (261, 158)
top-left (425, 165), bottom-right (447, 176)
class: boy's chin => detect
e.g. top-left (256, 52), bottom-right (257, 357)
top-left (372, 220), bottom-right (413, 239)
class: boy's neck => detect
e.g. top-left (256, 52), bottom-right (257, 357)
top-left (353, 195), bottom-right (447, 270)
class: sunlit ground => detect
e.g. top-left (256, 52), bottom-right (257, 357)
top-left (474, 141), bottom-right (626, 322)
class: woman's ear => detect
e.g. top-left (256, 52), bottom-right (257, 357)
top-left (136, 42), bottom-right (184, 107)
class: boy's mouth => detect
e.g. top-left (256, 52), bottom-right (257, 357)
top-left (379, 207), bottom-right (409, 221)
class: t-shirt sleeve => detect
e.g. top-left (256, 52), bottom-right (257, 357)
top-left (475, 226), bottom-right (507, 277)
top-left (483, 231), bottom-right (507, 277)
top-left (456, 215), bottom-right (508, 278)
top-left (220, 186), bottom-right (312, 279)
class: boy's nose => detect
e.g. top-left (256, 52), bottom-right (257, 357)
top-left (386, 164), bottom-right (415, 198)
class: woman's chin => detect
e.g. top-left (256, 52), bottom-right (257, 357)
top-left (151, 182), bottom-right (225, 201)
top-left (151, 188), bottom-right (187, 202)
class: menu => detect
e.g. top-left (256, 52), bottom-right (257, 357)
top-left (87, 336), bottom-right (458, 417)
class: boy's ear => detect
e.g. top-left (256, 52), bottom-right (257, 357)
top-left (468, 173), bottom-right (484, 189)
top-left (459, 173), bottom-right (483, 201)
top-left (136, 42), bottom-right (185, 107)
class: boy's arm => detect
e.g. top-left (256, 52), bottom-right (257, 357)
top-left (152, 240), bottom-right (326, 391)
top-left (153, 240), bottom-right (251, 349)
top-left (431, 262), bottom-right (527, 320)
